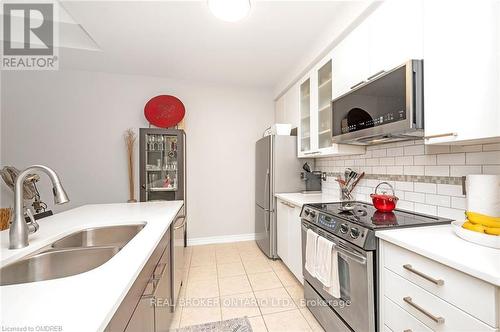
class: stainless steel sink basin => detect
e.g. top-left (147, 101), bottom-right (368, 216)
top-left (0, 246), bottom-right (119, 286)
top-left (51, 224), bottom-right (145, 249)
top-left (0, 223), bottom-right (146, 286)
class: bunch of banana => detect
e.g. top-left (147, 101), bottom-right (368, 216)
top-left (462, 211), bottom-right (500, 236)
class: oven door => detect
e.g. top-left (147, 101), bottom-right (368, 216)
top-left (301, 221), bottom-right (376, 332)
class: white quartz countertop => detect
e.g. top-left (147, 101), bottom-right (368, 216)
top-left (376, 225), bottom-right (500, 286)
top-left (0, 201), bottom-right (183, 332)
top-left (275, 192), bottom-right (339, 207)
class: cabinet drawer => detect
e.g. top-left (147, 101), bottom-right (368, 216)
top-left (384, 268), bottom-right (496, 331)
top-left (384, 296), bottom-right (432, 332)
top-left (383, 242), bottom-right (498, 327)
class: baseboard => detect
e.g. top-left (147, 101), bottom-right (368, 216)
top-left (187, 233), bottom-right (256, 246)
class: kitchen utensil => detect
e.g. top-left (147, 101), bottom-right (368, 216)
top-left (144, 95), bottom-right (185, 128)
top-left (452, 220), bottom-right (500, 249)
top-left (370, 182), bottom-right (399, 212)
top-left (348, 172), bottom-right (365, 191)
top-left (303, 162), bottom-right (312, 173)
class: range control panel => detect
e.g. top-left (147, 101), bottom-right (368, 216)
top-left (300, 206), bottom-right (376, 250)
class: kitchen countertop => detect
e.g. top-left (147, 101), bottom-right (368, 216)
top-left (275, 192), bottom-right (339, 207)
top-left (0, 201), bottom-right (183, 332)
top-left (376, 225), bottom-right (500, 286)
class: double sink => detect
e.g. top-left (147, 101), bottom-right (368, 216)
top-left (0, 223), bottom-right (145, 286)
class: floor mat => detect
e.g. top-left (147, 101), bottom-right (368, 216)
top-left (174, 317), bottom-right (253, 332)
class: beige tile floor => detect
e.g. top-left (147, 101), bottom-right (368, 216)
top-left (170, 241), bottom-right (325, 332)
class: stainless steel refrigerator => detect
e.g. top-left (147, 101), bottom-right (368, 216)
top-left (255, 135), bottom-right (304, 259)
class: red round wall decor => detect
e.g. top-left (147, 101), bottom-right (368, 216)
top-left (144, 95), bottom-right (185, 128)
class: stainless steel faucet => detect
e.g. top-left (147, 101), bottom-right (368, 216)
top-left (9, 165), bottom-right (69, 249)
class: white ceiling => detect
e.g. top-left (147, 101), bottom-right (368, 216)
top-left (59, 1), bottom-right (366, 89)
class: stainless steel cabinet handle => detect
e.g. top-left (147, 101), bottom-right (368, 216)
top-left (350, 81), bottom-right (365, 90)
top-left (367, 70), bottom-right (385, 81)
top-left (423, 132), bottom-right (457, 140)
top-left (304, 151), bottom-right (320, 155)
top-left (403, 264), bottom-right (444, 286)
top-left (403, 330), bottom-right (413, 332)
top-left (403, 296), bottom-right (445, 324)
top-left (173, 216), bottom-right (186, 230)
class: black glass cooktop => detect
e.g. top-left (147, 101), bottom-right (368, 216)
top-left (307, 201), bottom-right (453, 230)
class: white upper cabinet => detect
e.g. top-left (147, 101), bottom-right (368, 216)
top-left (332, 23), bottom-right (370, 100)
top-left (274, 83), bottom-right (300, 129)
top-left (367, 0), bottom-right (424, 75)
top-left (298, 76), bottom-right (312, 154)
top-left (333, 0), bottom-right (424, 100)
top-left (317, 58), bottom-right (333, 150)
top-left (298, 53), bottom-right (365, 158)
top-left (423, 0), bottom-right (500, 144)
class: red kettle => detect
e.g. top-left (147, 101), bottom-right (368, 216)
top-left (370, 182), bottom-right (399, 212)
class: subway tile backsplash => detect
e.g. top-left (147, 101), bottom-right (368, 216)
top-left (317, 140), bottom-right (500, 221)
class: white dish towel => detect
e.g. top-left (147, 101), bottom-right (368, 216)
top-left (305, 229), bottom-right (318, 275)
top-left (315, 236), bottom-right (334, 287)
top-left (323, 245), bottom-right (341, 299)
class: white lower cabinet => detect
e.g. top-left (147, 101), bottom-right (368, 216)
top-left (276, 198), bottom-right (303, 283)
top-left (379, 240), bottom-right (500, 332)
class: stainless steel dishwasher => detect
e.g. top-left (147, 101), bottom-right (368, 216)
top-left (171, 207), bottom-right (186, 310)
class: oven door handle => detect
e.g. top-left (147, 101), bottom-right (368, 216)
top-left (302, 224), bottom-right (367, 264)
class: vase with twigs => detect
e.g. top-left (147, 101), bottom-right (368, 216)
top-left (124, 128), bottom-right (137, 203)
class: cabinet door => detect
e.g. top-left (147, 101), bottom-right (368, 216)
top-left (298, 77), bottom-right (312, 156)
top-left (316, 58), bottom-right (333, 150)
top-left (154, 260), bottom-right (173, 332)
top-left (287, 206), bottom-right (304, 283)
top-left (275, 95), bottom-right (286, 124)
top-left (276, 199), bottom-right (289, 264)
top-left (424, 0), bottom-right (499, 144)
top-left (125, 288), bottom-right (155, 332)
top-left (332, 23), bottom-right (370, 100)
top-left (368, 0), bottom-right (423, 74)
top-left (283, 83), bottom-right (300, 129)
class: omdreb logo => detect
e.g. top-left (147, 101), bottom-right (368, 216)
top-left (2, 1), bottom-right (59, 70)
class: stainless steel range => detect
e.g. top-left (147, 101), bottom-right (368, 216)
top-left (300, 201), bottom-right (451, 332)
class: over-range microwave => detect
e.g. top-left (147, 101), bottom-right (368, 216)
top-left (331, 60), bottom-right (424, 145)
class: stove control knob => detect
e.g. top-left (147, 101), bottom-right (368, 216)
top-left (304, 209), bottom-right (310, 216)
top-left (340, 223), bottom-right (349, 234)
top-left (310, 211), bottom-right (316, 218)
top-left (350, 227), bottom-right (360, 239)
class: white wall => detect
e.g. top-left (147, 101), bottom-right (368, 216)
top-left (0, 70), bottom-right (274, 240)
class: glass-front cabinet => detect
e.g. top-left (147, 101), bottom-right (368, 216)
top-left (297, 53), bottom-right (365, 158)
top-left (139, 128), bottom-right (185, 202)
top-left (317, 59), bottom-right (332, 149)
top-left (299, 78), bottom-right (311, 153)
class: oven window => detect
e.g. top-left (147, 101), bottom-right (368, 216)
top-left (332, 65), bottom-right (407, 136)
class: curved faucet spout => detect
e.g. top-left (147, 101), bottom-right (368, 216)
top-left (10, 165), bottom-right (69, 249)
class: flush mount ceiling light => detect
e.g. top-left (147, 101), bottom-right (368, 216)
top-left (207, 0), bottom-right (251, 22)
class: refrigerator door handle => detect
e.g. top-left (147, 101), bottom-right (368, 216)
top-left (264, 169), bottom-right (270, 209)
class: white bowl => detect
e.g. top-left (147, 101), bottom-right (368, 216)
top-left (452, 220), bottom-right (500, 249)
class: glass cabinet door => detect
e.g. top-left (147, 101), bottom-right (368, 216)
top-left (317, 59), bottom-right (332, 149)
top-left (145, 133), bottom-right (178, 193)
top-left (300, 78), bottom-right (311, 152)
